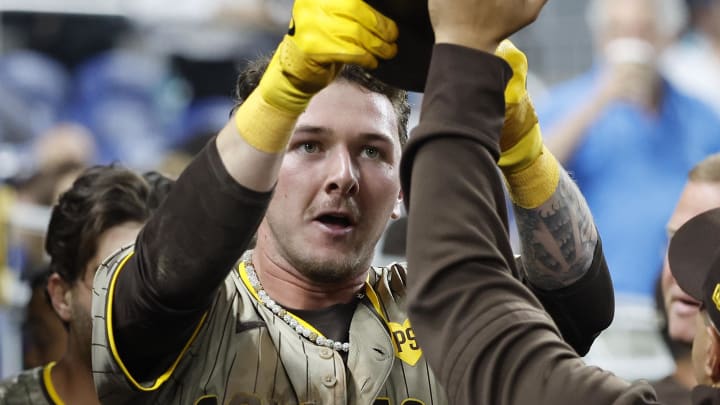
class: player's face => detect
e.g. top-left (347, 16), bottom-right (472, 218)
top-left (258, 80), bottom-right (402, 282)
top-left (663, 181), bottom-right (720, 342)
top-left (73, 221), bottom-right (142, 364)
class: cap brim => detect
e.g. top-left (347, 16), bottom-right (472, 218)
top-left (365, 0), bottom-right (434, 92)
top-left (668, 207), bottom-right (720, 301)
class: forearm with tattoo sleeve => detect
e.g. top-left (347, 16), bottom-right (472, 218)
top-left (512, 168), bottom-right (613, 355)
top-left (513, 168), bottom-right (597, 290)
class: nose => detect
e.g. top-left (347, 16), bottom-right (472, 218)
top-left (324, 148), bottom-right (359, 196)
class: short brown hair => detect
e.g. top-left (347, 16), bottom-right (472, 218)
top-left (689, 153), bottom-right (720, 183)
top-left (234, 55), bottom-right (410, 146)
top-left (45, 166), bottom-right (173, 284)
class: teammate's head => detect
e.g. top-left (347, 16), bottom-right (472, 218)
top-left (45, 165), bottom-right (172, 365)
top-left (662, 153), bottom-right (720, 343)
top-left (668, 208), bottom-right (720, 385)
top-left (235, 56), bottom-right (411, 147)
top-left (236, 56), bottom-right (407, 282)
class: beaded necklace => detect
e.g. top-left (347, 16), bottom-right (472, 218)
top-left (243, 260), bottom-right (357, 352)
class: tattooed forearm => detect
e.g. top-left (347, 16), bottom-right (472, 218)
top-left (512, 169), bottom-right (598, 290)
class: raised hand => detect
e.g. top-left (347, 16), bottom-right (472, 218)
top-left (261, 0), bottom-right (399, 114)
top-left (495, 39), bottom-right (541, 172)
top-left (233, 0), bottom-right (399, 155)
top-left (428, 0), bottom-right (548, 53)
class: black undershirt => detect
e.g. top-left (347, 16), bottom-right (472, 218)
top-left (292, 300), bottom-right (358, 362)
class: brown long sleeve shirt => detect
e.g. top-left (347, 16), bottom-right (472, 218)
top-left (400, 43), bottom-right (660, 405)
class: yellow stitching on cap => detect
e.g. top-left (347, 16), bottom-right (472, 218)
top-left (712, 283), bottom-right (720, 312)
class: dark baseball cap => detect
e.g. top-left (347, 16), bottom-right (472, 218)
top-left (668, 207), bottom-right (720, 328)
top-left (365, 0), bottom-right (433, 92)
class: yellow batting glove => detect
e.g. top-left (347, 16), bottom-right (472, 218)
top-left (495, 40), bottom-right (559, 208)
top-left (235, 0), bottom-right (399, 153)
top-left (496, 40), bottom-right (541, 172)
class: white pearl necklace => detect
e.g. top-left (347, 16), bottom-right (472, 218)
top-left (244, 261), bottom-right (351, 352)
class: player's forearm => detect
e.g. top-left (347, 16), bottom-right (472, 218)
top-left (112, 141), bottom-right (273, 379)
top-left (513, 168), bottom-right (598, 290)
top-left (215, 118), bottom-right (286, 193)
top-left (133, 140), bottom-right (272, 309)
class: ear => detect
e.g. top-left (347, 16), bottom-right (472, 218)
top-left (47, 273), bottom-right (72, 323)
top-left (704, 325), bottom-right (720, 383)
top-left (390, 190), bottom-right (404, 220)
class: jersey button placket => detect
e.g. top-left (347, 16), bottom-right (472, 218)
top-left (321, 375), bottom-right (337, 388)
top-left (319, 348), bottom-right (334, 359)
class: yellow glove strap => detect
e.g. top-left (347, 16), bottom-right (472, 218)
top-left (498, 123), bottom-right (543, 172)
top-left (257, 40), bottom-right (333, 115)
top-left (234, 90), bottom-right (298, 153)
top-left (503, 145), bottom-right (560, 209)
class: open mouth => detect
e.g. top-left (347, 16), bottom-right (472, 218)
top-left (315, 213), bottom-right (357, 232)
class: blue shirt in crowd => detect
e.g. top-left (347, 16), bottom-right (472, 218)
top-left (538, 68), bottom-right (720, 297)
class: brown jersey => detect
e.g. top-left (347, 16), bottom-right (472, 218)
top-left (92, 247), bottom-right (447, 405)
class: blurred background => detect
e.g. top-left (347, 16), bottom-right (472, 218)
top-left (1, 0), bottom-right (719, 396)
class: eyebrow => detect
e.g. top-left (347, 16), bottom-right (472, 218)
top-left (293, 125), bottom-right (396, 145)
top-left (294, 125), bottom-right (330, 136)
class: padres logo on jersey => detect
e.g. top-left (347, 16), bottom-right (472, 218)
top-left (388, 319), bottom-right (421, 366)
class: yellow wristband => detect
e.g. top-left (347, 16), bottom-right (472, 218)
top-left (502, 145), bottom-right (560, 209)
top-left (234, 90), bottom-right (298, 153)
top-left (498, 123), bottom-right (543, 173)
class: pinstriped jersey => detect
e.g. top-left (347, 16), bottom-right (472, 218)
top-left (91, 247), bottom-right (448, 405)
top-left (0, 363), bottom-right (62, 405)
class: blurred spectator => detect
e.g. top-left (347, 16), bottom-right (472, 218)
top-left (0, 50), bottom-right (70, 146)
top-left (538, 0), bottom-right (720, 296)
top-left (32, 123), bottom-right (97, 175)
top-left (662, 0), bottom-right (720, 116)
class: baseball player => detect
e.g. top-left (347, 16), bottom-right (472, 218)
top-left (91, 0), bottom-right (614, 403)
top-left (0, 168), bottom-right (172, 405)
top-left (668, 207), bottom-right (720, 403)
